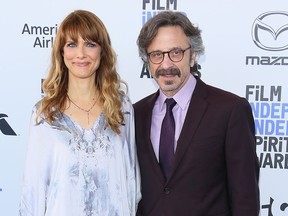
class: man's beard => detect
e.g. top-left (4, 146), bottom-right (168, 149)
top-left (155, 68), bottom-right (181, 78)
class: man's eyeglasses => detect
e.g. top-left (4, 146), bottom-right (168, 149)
top-left (147, 46), bottom-right (191, 64)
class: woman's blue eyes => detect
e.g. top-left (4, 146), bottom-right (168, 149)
top-left (86, 42), bottom-right (96, 47)
top-left (67, 42), bottom-right (76, 47)
top-left (66, 42), bottom-right (97, 47)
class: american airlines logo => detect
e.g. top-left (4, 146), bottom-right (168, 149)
top-left (0, 114), bottom-right (17, 136)
top-left (252, 11), bottom-right (288, 51)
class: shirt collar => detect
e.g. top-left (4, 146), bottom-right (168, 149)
top-left (159, 74), bottom-right (196, 110)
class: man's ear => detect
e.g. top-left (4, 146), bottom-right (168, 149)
top-left (190, 52), bottom-right (196, 67)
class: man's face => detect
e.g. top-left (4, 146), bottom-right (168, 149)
top-left (147, 26), bottom-right (196, 97)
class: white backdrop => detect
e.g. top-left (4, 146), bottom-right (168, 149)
top-left (0, 0), bottom-right (287, 215)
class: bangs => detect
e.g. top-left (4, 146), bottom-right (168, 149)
top-left (62, 15), bottom-right (101, 44)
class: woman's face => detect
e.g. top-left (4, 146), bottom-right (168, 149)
top-left (63, 35), bottom-right (101, 81)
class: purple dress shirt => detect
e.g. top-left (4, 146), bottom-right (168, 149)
top-left (151, 74), bottom-right (196, 161)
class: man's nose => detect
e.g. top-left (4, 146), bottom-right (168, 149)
top-left (161, 53), bottom-right (174, 67)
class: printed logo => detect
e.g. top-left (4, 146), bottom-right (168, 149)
top-left (252, 11), bottom-right (288, 51)
top-left (21, 23), bottom-right (58, 48)
top-left (41, 78), bottom-right (45, 98)
top-left (0, 114), bottom-right (17, 136)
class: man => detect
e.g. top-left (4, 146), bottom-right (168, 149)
top-left (134, 11), bottom-right (260, 216)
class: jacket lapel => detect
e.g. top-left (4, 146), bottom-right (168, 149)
top-left (144, 92), bottom-right (167, 182)
top-left (168, 79), bottom-right (208, 180)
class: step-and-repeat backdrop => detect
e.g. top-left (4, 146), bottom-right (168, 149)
top-left (0, 0), bottom-right (287, 215)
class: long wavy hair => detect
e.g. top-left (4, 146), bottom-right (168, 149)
top-left (37, 10), bottom-right (126, 134)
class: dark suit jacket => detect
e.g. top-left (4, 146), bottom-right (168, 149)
top-left (134, 78), bottom-right (260, 216)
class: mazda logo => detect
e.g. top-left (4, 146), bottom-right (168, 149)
top-left (252, 11), bottom-right (288, 51)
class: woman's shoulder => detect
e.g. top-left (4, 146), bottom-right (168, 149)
top-left (120, 94), bottom-right (133, 110)
top-left (30, 100), bottom-right (41, 115)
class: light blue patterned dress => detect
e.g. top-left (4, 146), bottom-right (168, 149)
top-left (19, 95), bottom-right (141, 216)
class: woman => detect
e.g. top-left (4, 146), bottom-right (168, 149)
top-left (19, 10), bottom-right (141, 216)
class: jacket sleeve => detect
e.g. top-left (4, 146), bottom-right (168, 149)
top-left (225, 97), bottom-right (260, 216)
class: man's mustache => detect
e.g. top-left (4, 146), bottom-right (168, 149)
top-left (155, 68), bottom-right (181, 78)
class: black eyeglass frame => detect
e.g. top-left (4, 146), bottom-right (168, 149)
top-left (147, 46), bottom-right (191, 64)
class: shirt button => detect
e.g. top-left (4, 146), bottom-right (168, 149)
top-left (164, 187), bottom-right (170, 194)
